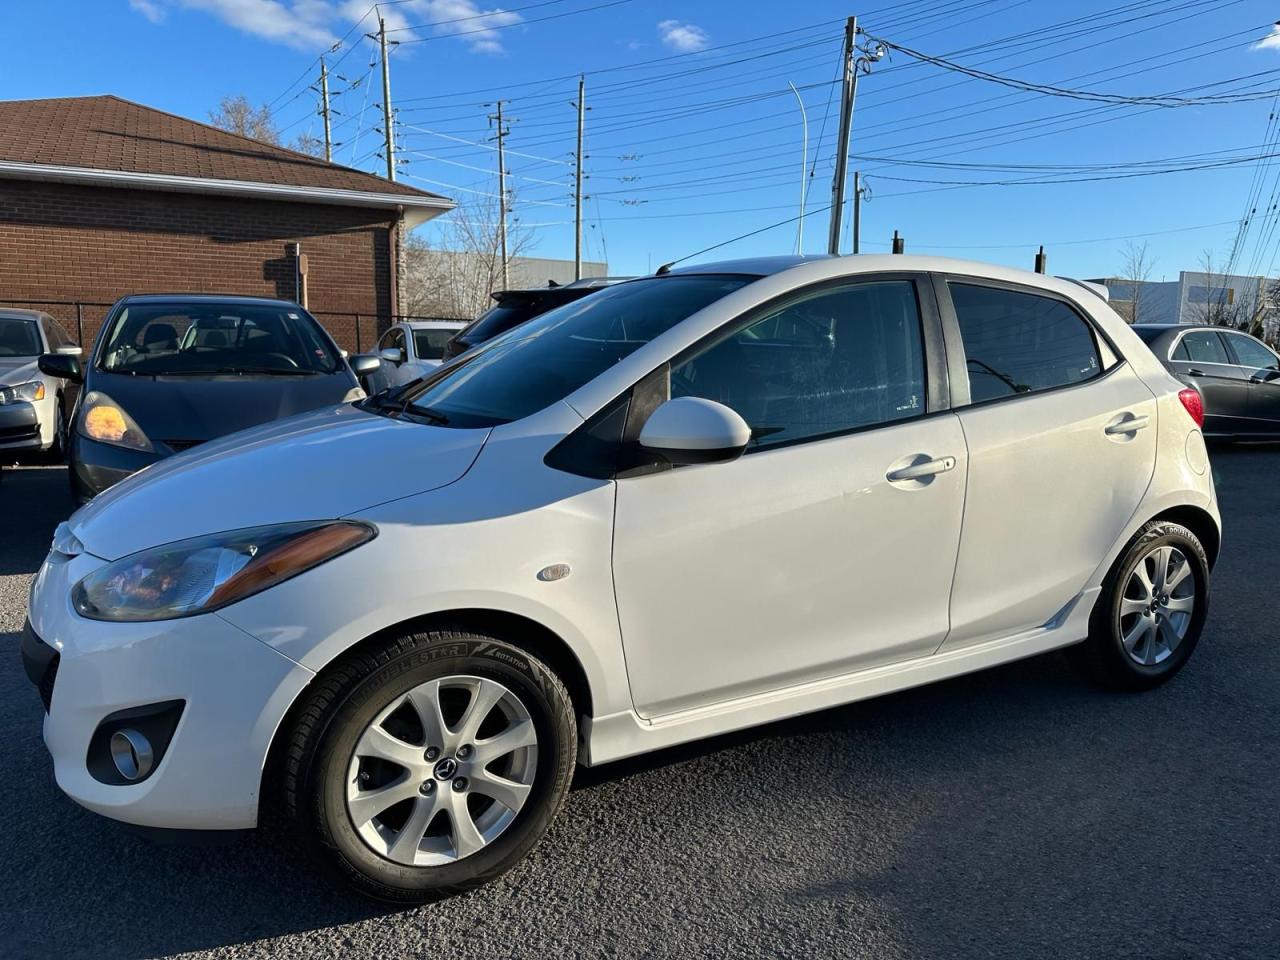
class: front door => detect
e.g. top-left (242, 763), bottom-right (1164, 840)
top-left (1221, 331), bottom-right (1280, 433)
top-left (611, 277), bottom-right (967, 718)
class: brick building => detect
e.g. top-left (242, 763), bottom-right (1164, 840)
top-left (0, 96), bottom-right (452, 350)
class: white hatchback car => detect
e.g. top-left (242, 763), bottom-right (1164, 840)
top-left (24, 256), bottom-right (1219, 901)
top-left (373, 320), bottom-right (467, 389)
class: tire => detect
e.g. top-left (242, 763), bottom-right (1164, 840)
top-left (1073, 520), bottom-right (1210, 691)
top-left (280, 628), bottom-right (577, 902)
top-left (48, 397), bottom-right (67, 463)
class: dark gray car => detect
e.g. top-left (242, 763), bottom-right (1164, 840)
top-left (1132, 324), bottom-right (1280, 438)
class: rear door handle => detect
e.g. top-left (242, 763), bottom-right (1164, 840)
top-left (1187, 368), bottom-right (1205, 377)
top-left (1104, 414), bottom-right (1150, 436)
top-left (886, 456), bottom-right (956, 482)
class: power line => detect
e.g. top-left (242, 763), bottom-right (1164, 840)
top-left (395, 0), bottom-right (637, 45)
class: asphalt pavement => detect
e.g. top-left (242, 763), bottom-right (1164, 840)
top-left (1, 452), bottom-right (1276, 960)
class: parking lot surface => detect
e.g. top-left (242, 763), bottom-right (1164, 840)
top-left (1, 453), bottom-right (1277, 960)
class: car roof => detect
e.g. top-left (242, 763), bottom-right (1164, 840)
top-left (664, 255), bottom-right (833, 277)
top-left (0, 307), bottom-right (49, 322)
top-left (401, 320), bottom-right (466, 329)
top-left (118, 293), bottom-right (302, 308)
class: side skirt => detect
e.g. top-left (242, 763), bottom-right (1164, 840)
top-left (580, 587), bottom-right (1099, 766)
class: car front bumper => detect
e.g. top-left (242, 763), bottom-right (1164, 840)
top-left (25, 548), bottom-right (315, 830)
top-left (0, 400), bottom-right (41, 453)
top-left (68, 433), bottom-right (164, 502)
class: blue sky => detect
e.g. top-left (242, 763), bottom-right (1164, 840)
top-left (7, 1), bottom-right (1280, 280)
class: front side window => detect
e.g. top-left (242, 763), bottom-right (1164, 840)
top-left (389, 275), bottom-right (755, 428)
top-left (1224, 333), bottom-right (1279, 370)
top-left (0, 317), bottom-right (41, 357)
top-left (671, 280), bottom-right (926, 449)
top-left (1173, 331), bottom-right (1229, 365)
top-left (950, 283), bottom-right (1104, 403)
top-left (99, 303), bottom-right (340, 375)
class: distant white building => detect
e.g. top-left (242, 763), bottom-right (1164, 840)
top-left (1091, 270), bottom-right (1279, 343)
top-left (404, 251), bottom-right (610, 321)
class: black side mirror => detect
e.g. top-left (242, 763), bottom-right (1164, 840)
top-left (38, 352), bottom-right (83, 384)
top-left (349, 354), bottom-right (382, 376)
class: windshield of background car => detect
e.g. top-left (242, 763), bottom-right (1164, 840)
top-left (0, 317), bottom-right (41, 357)
top-left (413, 328), bottom-right (457, 360)
top-left (99, 303), bottom-right (341, 375)
top-left (398, 275), bottom-right (755, 428)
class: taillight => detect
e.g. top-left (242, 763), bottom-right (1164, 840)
top-left (1178, 388), bottom-right (1204, 428)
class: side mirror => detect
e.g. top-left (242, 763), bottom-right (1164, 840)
top-left (38, 352), bottom-right (83, 384)
top-left (349, 354), bottom-right (382, 376)
top-left (639, 397), bottom-right (751, 465)
top-left (380, 347), bottom-right (405, 365)
top-left (56, 345), bottom-right (83, 357)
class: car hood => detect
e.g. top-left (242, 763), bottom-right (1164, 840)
top-left (86, 369), bottom-right (359, 445)
top-left (0, 357), bottom-right (40, 384)
top-left (70, 404), bottom-right (491, 560)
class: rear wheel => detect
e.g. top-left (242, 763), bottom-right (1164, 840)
top-left (1075, 521), bottom-right (1210, 690)
top-left (281, 629), bottom-right (576, 902)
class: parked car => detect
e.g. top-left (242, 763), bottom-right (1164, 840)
top-left (38, 294), bottom-right (380, 502)
top-left (371, 320), bottom-right (467, 390)
top-left (441, 276), bottom-right (630, 360)
top-left (24, 256), bottom-right (1218, 902)
top-left (1132, 324), bottom-right (1280, 438)
top-left (0, 308), bottom-right (82, 460)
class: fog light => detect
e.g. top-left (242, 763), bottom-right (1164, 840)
top-left (109, 728), bottom-right (154, 781)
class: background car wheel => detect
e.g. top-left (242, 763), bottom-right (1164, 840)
top-left (49, 397), bottom-right (67, 463)
top-left (1074, 520), bottom-right (1210, 691)
top-left (281, 628), bottom-right (577, 902)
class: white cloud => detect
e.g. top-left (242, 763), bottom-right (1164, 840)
top-left (1254, 24), bottom-right (1280, 51)
top-left (129, 0), bottom-right (165, 22)
top-left (657, 19), bottom-right (708, 53)
top-left (130, 0), bottom-right (521, 54)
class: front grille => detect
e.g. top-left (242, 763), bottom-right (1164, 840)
top-left (0, 423), bottom-right (39, 441)
top-left (38, 654), bottom-right (59, 713)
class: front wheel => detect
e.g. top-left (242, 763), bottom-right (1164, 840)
top-left (282, 629), bottom-right (577, 902)
top-left (1074, 520), bottom-right (1210, 690)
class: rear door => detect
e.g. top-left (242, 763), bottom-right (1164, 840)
top-left (1221, 331), bottom-right (1280, 433)
top-left (1168, 329), bottom-right (1250, 435)
top-left (936, 277), bottom-right (1158, 651)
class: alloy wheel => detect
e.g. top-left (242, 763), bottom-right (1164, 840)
top-left (345, 675), bottom-right (538, 867)
top-left (1118, 544), bottom-right (1196, 667)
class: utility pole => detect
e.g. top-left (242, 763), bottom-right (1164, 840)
top-left (852, 170), bottom-right (862, 254)
top-left (319, 57), bottom-right (333, 163)
top-left (375, 16), bottom-right (395, 180)
top-left (491, 100), bottom-right (510, 289)
top-left (828, 16), bottom-right (858, 255)
top-left (574, 75), bottom-right (586, 280)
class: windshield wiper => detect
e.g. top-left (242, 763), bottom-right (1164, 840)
top-left (361, 393), bottom-right (449, 425)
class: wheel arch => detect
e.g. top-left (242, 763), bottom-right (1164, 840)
top-left (259, 607), bottom-right (595, 823)
top-left (1150, 504), bottom-right (1221, 570)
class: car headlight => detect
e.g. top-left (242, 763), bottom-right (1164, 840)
top-left (71, 521), bottom-right (376, 622)
top-left (77, 390), bottom-right (154, 452)
top-left (0, 380), bottom-right (45, 404)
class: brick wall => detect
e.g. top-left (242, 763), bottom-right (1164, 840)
top-left (0, 180), bottom-right (398, 350)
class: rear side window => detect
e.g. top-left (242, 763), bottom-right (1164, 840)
top-left (1172, 331), bottom-right (1229, 364)
top-left (950, 283), bottom-right (1105, 403)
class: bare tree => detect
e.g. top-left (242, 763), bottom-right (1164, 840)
top-left (402, 193), bottom-right (534, 319)
top-left (1187, 249), bottom-right (1248, 328)
top-left (1114, 241), bottom-right (1157, 324)
top-left (208, 94), bottom-right (326, 158)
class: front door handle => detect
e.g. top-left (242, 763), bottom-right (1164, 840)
top-left (886, 456), bottom-right (956, 483)
top-left (1104, 414), bottom-right (1150, 436)
top-left (1187, 368), bottom-right (1205, 377)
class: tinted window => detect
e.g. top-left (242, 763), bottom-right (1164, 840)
top-left (1173, 331), bottom-right (1229, 365)
top-left (950, 283), bottom-right (1103, 403)
top-left (672, 281), bottom-right (925, 449)
top-left (100, 303), bottom-right (340, 375)
top-left (395, 276), bottom-right (753, 428)
top-left (0, 317), bottom-right (41, 357)
top-left (412, 329), bottom-right (455, 360)
top-left (1224, 333), bottom-right (1279, 370)
top-left (464, 302), bottom-right (545, 343)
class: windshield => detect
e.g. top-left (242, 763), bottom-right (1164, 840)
top-left (0, 317), bottom-right (41, 357)
top-left (388, 275), bottom-right (754, 428)
top-left (413, 328), bottom-right (456, 360)
top-left (99, 303), bottom-right (341, 375)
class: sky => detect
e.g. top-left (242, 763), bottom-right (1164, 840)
top-left (6, 0), bottom-right (1280, 281)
